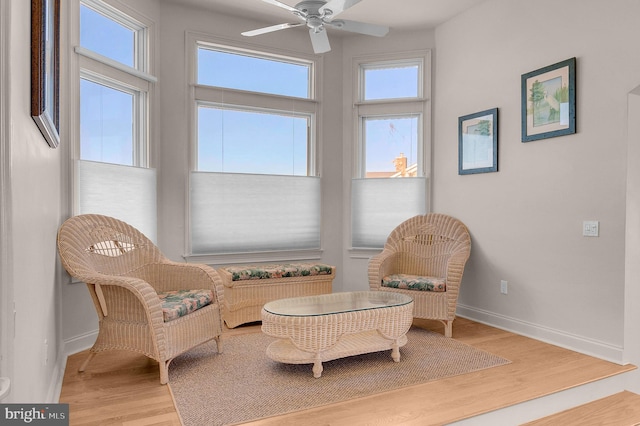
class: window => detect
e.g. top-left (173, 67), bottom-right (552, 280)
top-left (189, 39), bottom-right (320, 259)
top-left (356, 58), bottom-right (425, 179)
top-left (197, 104), bottom-right (311, 176)
top-left (80, 3), bottom-right (136, 67)
top-left (78, 0), bottom-right (150, 167)
top-left (194, 44), bottom-right (315, 176)
top-left (352, 53), bottom-right (431, 249)
top-left (74, 0), bottom-right (156, 241)
top-left (197, 48), bottom-right (310, 98)
top-left (362, 63), bottom-right (420, 101)
top-left (362, 115), bottom-right (419, 178)
top-left (80, 77), bottom-right (135, 166)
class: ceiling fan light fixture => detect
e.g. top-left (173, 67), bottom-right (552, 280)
top-left (306, 16), bottom-right (324, 30)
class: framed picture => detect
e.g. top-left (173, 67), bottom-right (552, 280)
top-left (458, 108), bottom-right (498, 175)
top-left (31, 0), bottom-right (60, 148)
top-left (521, 57), bottom-right (576, 142)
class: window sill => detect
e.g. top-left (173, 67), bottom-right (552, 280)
top-left (349, 247), bottom-right (382, 259)
top-left (75, 46), bottom-right (157, 83)
top-left (183, 249), bottom-right (324, 266)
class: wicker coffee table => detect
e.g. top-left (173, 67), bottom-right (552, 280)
top-left (261, 291), bottom-right (414, 378)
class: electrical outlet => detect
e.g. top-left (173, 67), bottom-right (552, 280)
top-left (500, 280), bottom-right (508, 295)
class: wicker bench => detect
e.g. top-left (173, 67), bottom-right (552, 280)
top-left (217, 263), bottom-right (335, 328)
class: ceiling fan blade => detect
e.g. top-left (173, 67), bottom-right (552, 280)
top-left (260, 0), bottom-right (299, 13)
top-left (309, 27), bottom-right (331, 54)
top-left (242, 22), bottom-right (304, 37)
top-left (326, 19), bottom-right (389, 37)
top-left (319, 0), bottom-right (362, 17)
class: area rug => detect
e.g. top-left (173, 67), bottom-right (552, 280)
top-left (168, 327), bottom-right (510, 426)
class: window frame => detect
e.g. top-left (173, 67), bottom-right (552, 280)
top-left (186, 34), bottom-right (323, 263)
top-left (79, 69), bottom-right (148, 167)
top-left (190, 37), bottom-right (320, 177)
top-left (353, 52), bottom-right (431, 179)
top-left (79, 0), bottom-right (148, 71)
top-left (195, 101), bottom-right (314, 176)
top-left (359, 58), bottom-right (424, 103)
top-left (357, 112), bottom-right (424, 178)
top-left (74, 0), bottom-right (153, 169)
top-left (197, 44), bottom-right (314, 99)
top-left (350, 50), bottom-right (432, 255)
top-left (69, 0), bottom-right (157, 221)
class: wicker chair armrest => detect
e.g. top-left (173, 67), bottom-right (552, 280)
top-left (368, 249), bottom-right (398, 290)
top-left (444, 249), bottom-right (471, 292)
top-left (79, 272), bottom-right (165, 330)
top-left (141, 261), bottom-right (225, 307)
top-left (81, 273), bottom-right (167, 359)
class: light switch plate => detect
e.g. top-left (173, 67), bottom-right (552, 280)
top-left (583, 220), bottom-right (599, 237)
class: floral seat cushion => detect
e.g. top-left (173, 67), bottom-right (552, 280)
top-left (223, 263), bottom-right (334, 281)
top-left (158, 289), bottom-right (213, 322)
top-left (381, 273), bottom-right (446, 292)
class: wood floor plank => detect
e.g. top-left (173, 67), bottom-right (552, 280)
top-left (522, 391), bottom-right (640, 426)
top-left (59, 318), bottom-right (636, 426)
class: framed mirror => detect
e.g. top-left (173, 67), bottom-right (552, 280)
top-left (31, 0), bottom-right (60, 148)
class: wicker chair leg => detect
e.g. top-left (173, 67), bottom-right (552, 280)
top-left (443, 320), bottom-right (453, 338)
top-left (214, 336), bottom-right (223, 353)
top-left (78, 352), bottom-right (96, 372)
top-left (159, 361), bottom-right (169, 385)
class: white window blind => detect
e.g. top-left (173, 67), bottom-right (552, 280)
top-left (77, 160), bottom-right (157, 242)
top-left (190, 172), bottom-right (321, 254)
top-left (351, 177), bottom-right (426, 248)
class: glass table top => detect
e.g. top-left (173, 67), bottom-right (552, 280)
top-left (263, 291), bottom-right (413, 317)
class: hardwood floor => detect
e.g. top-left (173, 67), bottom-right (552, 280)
top-left (522, 391), bottom-right (640, 426)
top-left (59, 318), bottom-right (636, 425)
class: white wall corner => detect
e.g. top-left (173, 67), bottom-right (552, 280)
top-left (624, 88), bottom-right (640, 367)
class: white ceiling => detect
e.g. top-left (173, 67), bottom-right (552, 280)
top-left (162, 0), bottom-right (487, 33)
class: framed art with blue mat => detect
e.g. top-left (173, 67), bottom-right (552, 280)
top-left (522, 57), bottom-right (576, 142)
top-left (458, 108), bottom-right (498, 175)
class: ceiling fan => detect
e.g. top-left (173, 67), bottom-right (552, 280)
top-left (241, 0), bottom-right (389, 54)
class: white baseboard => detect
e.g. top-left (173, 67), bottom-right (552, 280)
top-left (50, 330), bottom-right (97, 403)
top-left (47, 330), bottom-right (98, 402)
top-left (63, 330), bottom-right (97, 357)
top-left (456, 304), bottom-right (625, 364)
top-left (48, 349), bottom-right (66, 403)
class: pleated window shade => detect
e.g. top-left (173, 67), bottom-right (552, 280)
top-left (77, 160), bottom-right (158, 243)
top-left (190, 172), bottom-right (321, 254)
top-left (351, 177), bottom-right (426, 248)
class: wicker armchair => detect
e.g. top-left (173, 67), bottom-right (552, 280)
top-left (57, 214), bottom-right (224, 384)
top-left (368, 213), bottom-right (471, 337)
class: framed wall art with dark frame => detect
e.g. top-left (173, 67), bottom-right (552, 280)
top-left (521, 57), bottom-right (576, 143)
top-left (458, 108), bottom-right (498, 175)
top-left (31, 0), bottom-right (60, 148)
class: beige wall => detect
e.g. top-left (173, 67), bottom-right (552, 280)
top-left (2, 0), bottom-right (64, 403)
top-left (433, 0), bottom-right (640, 361)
